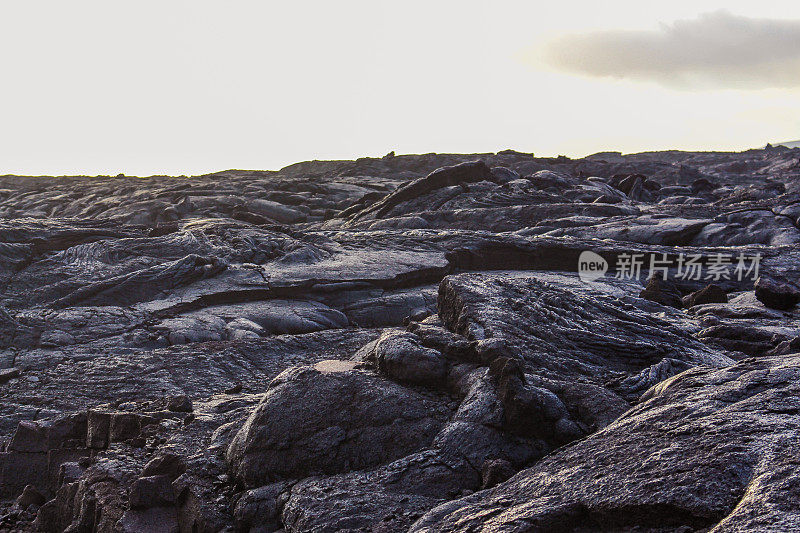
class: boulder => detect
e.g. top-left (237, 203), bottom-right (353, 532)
top-left (166, 395), bottom-right (193, 413)
top-left (358, 330), bottom-right (447, 386)
top-left (129, 475), bottom-right (175, 509)
top-left (141, 453), bottom-right (186, 480)
top-left (682, 283), bottom-right (728, 308)
top-left (755, 275), bottom-right (800, 310)
top-left (16, 484), bottom-right (46, 508)
top-left (438, 272), bottom-right (729, 374)
top-left (348, 161), bottom-right (494, 221)
top-left (226, 361), bottom-right (451, 487)
top-left (639, 275), bottom-right (683, 308)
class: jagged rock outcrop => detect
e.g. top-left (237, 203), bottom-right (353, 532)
top-left (410, 354), bottom-right (800, 532)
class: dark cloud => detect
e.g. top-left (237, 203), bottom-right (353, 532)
top-left (542, 11), bottom-right (800, 89)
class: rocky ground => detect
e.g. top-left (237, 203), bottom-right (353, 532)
top-left (0, 146), bottom-right (799, 532)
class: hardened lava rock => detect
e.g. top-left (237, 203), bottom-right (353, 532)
top-left (0, 147), bottom-right (799, 531)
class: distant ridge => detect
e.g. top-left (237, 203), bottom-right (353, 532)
top-left (773, 140), bottom-right (800, 148)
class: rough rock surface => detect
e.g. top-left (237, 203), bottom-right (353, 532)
top-left (1, 146), bottom-right (799, 531)
top-left (226, 361), bottom-right (451, 487)
top-left (411, 354), bottom-right (800, 533)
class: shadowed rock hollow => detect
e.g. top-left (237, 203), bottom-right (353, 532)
top-left (0, 147), bottom-right (799, 531)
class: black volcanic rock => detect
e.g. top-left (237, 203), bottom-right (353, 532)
top-left (639, 275), bottom-right (684, 308)
top-left (0, 147), bottom-right (799, 531)
top-left (226, 361), bottom-right (451, 487)
top-left (346, 160), bottom-right (494, 222)
top-left (755, 275), bottom-right (800, 310)
top-left (682, 283), bottom-right (728, 308)
top-left (410, 354), bottom-right (800, 532)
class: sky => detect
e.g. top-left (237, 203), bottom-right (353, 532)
top-left (1, 1), bottom-right (799, 176)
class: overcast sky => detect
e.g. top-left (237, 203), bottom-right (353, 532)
top-left (1, 1), bottom-right (799, 176)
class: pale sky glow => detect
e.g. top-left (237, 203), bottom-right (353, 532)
top-left (1, 1), bottom-right (799, 176)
